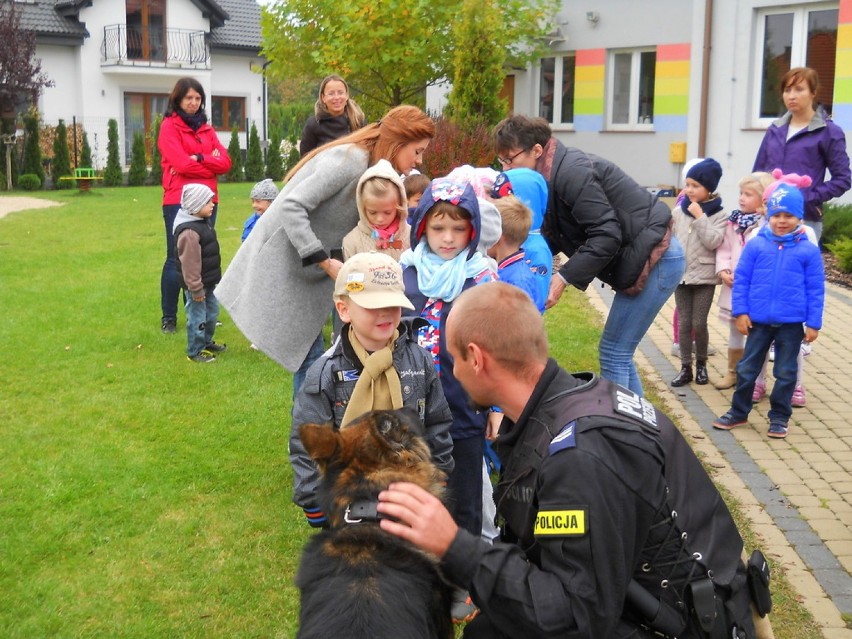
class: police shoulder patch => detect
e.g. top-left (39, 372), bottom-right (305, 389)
top-left (548, 420), bottom-right (577, 455)
top-left (534, 506), bottom-right (588, 537)
top-left (613, 386), bottom-right (659, 429)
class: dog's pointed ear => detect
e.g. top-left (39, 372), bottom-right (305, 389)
top-left (299, 423), bottom-right (339, 465)
top-left (376, 412), bottom-right (397, 438)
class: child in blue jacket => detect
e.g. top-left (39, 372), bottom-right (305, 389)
top-left (712, 179), bottom-right (824, 439)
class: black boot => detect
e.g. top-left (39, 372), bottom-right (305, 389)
top-left (671, 365), bottom-right (693, 387)
top-left (695, 361), bottom-right (709, 385)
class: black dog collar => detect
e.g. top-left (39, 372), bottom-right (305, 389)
top-left (344, 499), bottom-right (397, 524)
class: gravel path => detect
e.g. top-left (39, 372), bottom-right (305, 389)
top-left (0, 196), bottom-right (63, 219)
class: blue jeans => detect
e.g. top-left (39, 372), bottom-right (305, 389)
top-left (292, 332), bottom-right (327, 400)
top-left (185, 286), bottom-right (219, 357)
top-left (599, 236), bottom-right (685, 396)
top-left (730, 322), bottom-right (803, 425)
top-left (162, 203), bottom-right (217, 320)
top-left (447, 435), bottom-right (484, 538)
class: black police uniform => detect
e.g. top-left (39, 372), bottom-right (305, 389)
top-left (439, 359), bottom-right (755, 638)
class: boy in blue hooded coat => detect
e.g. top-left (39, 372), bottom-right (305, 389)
top-left (400, 175), bottom-right (495, 621)
top-left (712, 180), bottom-right (824, 439)
top-left (490, 167), bottom-right (552, 311)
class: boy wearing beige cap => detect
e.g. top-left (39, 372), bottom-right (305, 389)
top-left (289, 251), bottom-right (454, 528)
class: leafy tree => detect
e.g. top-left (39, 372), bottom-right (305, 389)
top-left (226, 125), bottom-right (243, 182)
top-left (444, 0), bottom-right (508, 128)
top-left (265, 129), bottom-right (284, 181)
top-left (127, 131), bottom-right (148, 186)
top-left (103, 118), bottom-right (123, 186)
top-left (80, 130), bottom-right (93, 168)
top-left (21, 111), bottom-right (44, 187)
top-left (149, 115), bottom-right (163, 185)
top-left (244, 122), bottom-right (264, 182)
top-left (52, 119), bottom-right (73, 189)
top-left (260, 0), bottom-right (558, 114)
top-left (0, 3), bottom-right (53, 129)
top-left (282, 138), bottom-right (300, 176)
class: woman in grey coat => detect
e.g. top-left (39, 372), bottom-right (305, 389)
top-left (216, 105), bottom-right (434, 394)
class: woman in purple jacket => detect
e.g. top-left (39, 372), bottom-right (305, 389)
top-left (753, 67), bottom-right (850, 242)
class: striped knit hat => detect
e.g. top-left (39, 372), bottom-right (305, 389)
top-left (180, 183), bottom-right (215, 215)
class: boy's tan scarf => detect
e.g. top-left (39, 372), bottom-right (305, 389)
top-left (341, 329), bottom-right (403, 428)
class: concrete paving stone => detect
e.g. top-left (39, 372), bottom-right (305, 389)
top-left (824, 538), bottom-right (852, 558)
top-left (810, 519), bottom-right (852, 541)
top-left (828, 483), bottom-right (852, 497)
top-left (797, 506), bottom-right (842, 521)
top-left (791, 466), bottom-right (822, 480)
top-left (777, 482), bottom-right (817, 498)
top-left (774, 515), bottom-right (816, 532)
top-left (838, 554), bottom-right (852, 572)
top-left (801, 451), bottom-right (838, 466)
top-left (794, 441), bottom-right (830, 453)
top-left (820, 628), bottom-right (852, 639)
top-left (787, 495), bottom-right (827, 509)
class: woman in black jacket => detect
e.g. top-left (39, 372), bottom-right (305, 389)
top-left (299, 74), bottom-right (366, 156)
top-left (493, 115), bottom-right (686, 396)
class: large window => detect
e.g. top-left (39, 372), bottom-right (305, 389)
top-left (755, 5), bottom-right (838, 120)
top-left (211, 97), bottom-right (246, 132)
top-left (124, 92), bottom-right (168, 162)
top-left (538, 55), bottom-right (575, 126)
top-left (607, 49), bottom-right (656, 129)
top-left (126, 0), bottom-right (166, 62)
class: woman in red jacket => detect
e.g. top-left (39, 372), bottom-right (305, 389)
top-left (157, 77), bottom-right (231, 334)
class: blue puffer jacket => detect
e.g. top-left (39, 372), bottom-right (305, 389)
top-left (752, 109), bottom-right (851, 222)
top-left (732, 225), bottom-right (825, 329)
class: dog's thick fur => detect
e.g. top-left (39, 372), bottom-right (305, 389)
top-left (295, 408), bottom-right (453, 639)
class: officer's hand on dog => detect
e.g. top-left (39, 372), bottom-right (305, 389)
top-left (378, 482), bottom-right (457, 557)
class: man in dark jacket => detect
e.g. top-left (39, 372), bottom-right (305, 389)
top-left (492, 116), bottom-right (685, 396)
top-left (378, 282), bottom-right (761, 639)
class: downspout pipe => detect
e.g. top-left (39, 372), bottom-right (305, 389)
top-left (698, 0), bottom-right (713, 157)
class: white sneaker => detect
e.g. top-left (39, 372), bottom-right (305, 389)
top-left (768, 343), bottom-right (775, 362)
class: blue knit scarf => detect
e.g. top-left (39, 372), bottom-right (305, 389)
top-left (400, 241), bottom-right (490, 301)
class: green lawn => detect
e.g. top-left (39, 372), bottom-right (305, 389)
top-left (0, 184), bottom-right (819, 637)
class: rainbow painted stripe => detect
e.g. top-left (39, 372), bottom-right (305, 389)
top-left (572, 45), bottom-right (690, 132)
top-left (833, 0), bottom-right (852, 129)
top-left (654, 44), bottom-right (690, 133)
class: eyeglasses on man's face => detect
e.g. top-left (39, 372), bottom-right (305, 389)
top-left (498, 147), bottom-right (531, 167)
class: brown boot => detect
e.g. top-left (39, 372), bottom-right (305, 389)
top-left (714, 348), bottom-right (744, 390)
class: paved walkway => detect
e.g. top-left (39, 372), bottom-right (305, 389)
top-left (586, 282), bottom-right (852, 639)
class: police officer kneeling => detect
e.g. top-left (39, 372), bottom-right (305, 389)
top-left (378, 282), bottom-right (766, 638)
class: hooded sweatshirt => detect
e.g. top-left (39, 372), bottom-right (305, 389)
top-left (492, 168), bottom-right (552, 310)
top-left (401, 177), bottom-right (494, 439)
top-left (342, 159), bottom-right (411, 261)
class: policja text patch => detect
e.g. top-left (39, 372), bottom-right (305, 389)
top-left (534, 508), bottom-right (588, 537)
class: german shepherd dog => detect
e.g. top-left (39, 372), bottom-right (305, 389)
top-left (295, 408), bottom-right (453, 639)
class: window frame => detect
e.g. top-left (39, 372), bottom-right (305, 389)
top-left (536, 54), bottom-right (576, 129)
top-left (211, 96), bottom-right (247, 132)
top-left (605, 47), bottom-right (656, 131)
top-left (750, 2), bottom-right (838, 127)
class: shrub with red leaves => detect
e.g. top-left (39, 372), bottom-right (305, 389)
top-left (420, 117), bottom-right (498, 179)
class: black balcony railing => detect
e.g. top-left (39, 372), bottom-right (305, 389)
top-left (101, 24), bottom-right (209, 67)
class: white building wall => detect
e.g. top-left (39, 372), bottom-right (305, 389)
top-left (33, 1), bottom-right (263, 169)
top-left (428, 0), bottom-right (852, 206)
top-left (210, 53), bottom-right (265, 150)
